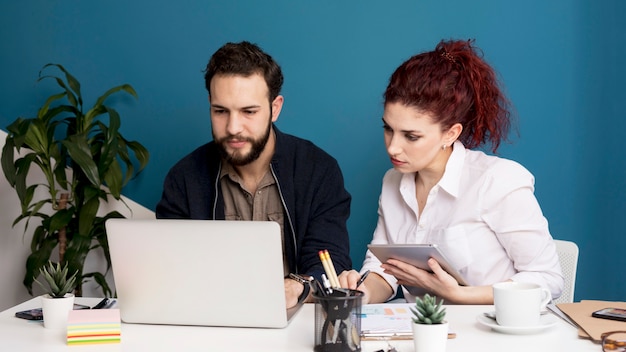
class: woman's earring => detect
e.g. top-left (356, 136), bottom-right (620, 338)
top-left (442, 144), bottom-right (447, 150)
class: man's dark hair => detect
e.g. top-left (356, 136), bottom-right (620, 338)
top-left (204, 41), bottom-right (284, 102)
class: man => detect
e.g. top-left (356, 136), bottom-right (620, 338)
top-left (156, 41), bottom-right (352, 308)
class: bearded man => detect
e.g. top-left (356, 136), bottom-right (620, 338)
top-left (156, 41), bottom-right (352, 308)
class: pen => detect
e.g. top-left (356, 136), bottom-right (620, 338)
top-left (321, 273), bottom-right (333, 295)
top-left (92, 298), bottom-right (109, 309)
top-left (356, 270), bottom-right (370, 289)
top-left (313, 279), bottom-right (326, 297)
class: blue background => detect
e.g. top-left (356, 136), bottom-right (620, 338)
top-left (1, 1), bottom-right (624, 301)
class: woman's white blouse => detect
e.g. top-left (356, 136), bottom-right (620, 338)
top-left (361, 141), bottom-right (564, 302)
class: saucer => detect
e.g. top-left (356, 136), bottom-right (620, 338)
top-left (483, 310), bottom-right (549, 320)
top-left (476, 314), bottom-right (559, 335)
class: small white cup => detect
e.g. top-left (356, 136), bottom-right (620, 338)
top-left (493, 282), bottom-right (551, 327)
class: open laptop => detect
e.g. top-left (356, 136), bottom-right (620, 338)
top-left (105, 218), bottom-right (303, 328)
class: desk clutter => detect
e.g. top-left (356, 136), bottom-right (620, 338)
top-left (3, 295), bottom-right (610, 351)
top-left (311, 250), bottom-right (364, 351)
top-left (66, 308), bottom-right (121, 345)
top-left (313, 289), bottom-right (363, 352)
top-left (360, 303), bottom-right (455, 340)
top-left (556, 300), bottom-right (626, 342)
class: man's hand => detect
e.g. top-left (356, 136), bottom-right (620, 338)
top-left (338, 269), bottom-right (394, 304)
top-left (337, 269), bottom-right (361, 289)
top-left (284, 277), bottom-right (304, 309)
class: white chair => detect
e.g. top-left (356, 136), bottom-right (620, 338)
top-left (553, 239), bottom-right (579, 304)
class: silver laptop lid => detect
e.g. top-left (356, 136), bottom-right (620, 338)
top-left (106, 219), bottom-right (294, 328)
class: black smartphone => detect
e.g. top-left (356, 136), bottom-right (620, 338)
top-left (15, 304), bottom-right (90, 320)
top-left (592, 308), bottom-right (626, 322)
top-left (15, 308), bottom-right (44, 320)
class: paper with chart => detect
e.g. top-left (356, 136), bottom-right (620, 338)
top-left (360, 303), bottom-right (455, 340)
top-left (360, 303), bottom-right (414, 338)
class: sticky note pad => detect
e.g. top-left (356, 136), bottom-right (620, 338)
top-left (67, 308), bottom-right (121, 345)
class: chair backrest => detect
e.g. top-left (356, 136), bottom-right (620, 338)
top-left (553, 239), bottom-right (579, 304)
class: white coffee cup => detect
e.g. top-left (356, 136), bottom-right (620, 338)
top-left (492, 282), bottom-right (551, 327)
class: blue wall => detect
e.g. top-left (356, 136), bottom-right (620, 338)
top-left (1, 1), bottom-right (624, 301)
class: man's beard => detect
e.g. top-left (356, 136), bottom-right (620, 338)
top-left (214, 119), bottom-right (272, 166)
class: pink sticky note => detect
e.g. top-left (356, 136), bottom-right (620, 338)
top-left (67, 309), bottom-right (121, 345)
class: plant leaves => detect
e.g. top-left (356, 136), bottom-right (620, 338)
top-left (95, 83), bottom-right (137, 108)
top-left (24, 236), bottom-right (57, 295)
top-left (78, 196), bottom-right (99, 236)
top-left (23, 119), bottom-right (49, 155)
top-left (36, 92), bottom-right (66, 120)
top-left (103, 159), bottom-right (123, 198)
top-left (40, 63), bottom-right (82, 109)
top-left (1, 138), bottom-right (17, 185)
top-left (126, 140), bottom-right (150, 171)
top-left (49, 209), bottom-right (73, 233)
top-left (82, 272), bottom-right (113, 298)
top-left (63, 134), bottom-right (100, 186)
top-left (6, 63), bottom-right (149, 297)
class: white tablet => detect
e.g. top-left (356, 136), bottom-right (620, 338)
top-left (367, 243), bottom-right (468, 286)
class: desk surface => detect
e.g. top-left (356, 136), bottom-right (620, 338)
top-left (0, 297), bottom-right (599, 351)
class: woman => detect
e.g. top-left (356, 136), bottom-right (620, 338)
top-left (339, 39), bottom-right (563, 304)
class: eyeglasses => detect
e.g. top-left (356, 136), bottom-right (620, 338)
top-left (602, 331), bottom-right (626, 351)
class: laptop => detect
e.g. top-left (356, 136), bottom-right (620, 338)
top-left (105, 218), bottom-right (302, 328)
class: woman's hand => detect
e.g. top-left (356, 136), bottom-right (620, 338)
top-left (382, 258), bottom-right (494, 304)
top-left (382, 258), bottom-right (462, 301)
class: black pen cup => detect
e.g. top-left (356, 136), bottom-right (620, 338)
top-left (313, 289), bottom-right (364, 352)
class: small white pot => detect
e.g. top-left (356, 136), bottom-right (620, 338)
top-left (41, 293), bottom-right (75, 329)
top-left (412, 321), bottom-right (449, 352)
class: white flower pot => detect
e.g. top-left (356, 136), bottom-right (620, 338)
top-left (41, 293), bottom-right (74, 329)
top-left (412, 321), bottom-right (449, 352)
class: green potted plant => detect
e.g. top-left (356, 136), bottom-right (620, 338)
top-left (35, 260), bottom-right (78, 298)
top-left (410, 293), bottom-right (448, 352)
top-left (1, 63), bottom-right (149, 298)
top-left (36, 261), bottom-right (78, 329)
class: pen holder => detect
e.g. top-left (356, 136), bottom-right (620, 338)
top-left (313, 289), bottom-right (364, 352)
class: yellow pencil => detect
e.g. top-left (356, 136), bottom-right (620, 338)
top-left (323, 249), bottom-right (340, 288)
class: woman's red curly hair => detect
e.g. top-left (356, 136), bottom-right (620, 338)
top-left (384, 39), bottom-right (512, 152)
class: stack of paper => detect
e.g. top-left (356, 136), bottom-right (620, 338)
top-left (360, 303), bottom-right (455, 340)
top-left (361, 303), bottom-right (414, 339)
top-left (66, 309), bottom-right (121, 345)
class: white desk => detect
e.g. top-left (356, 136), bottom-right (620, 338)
top-left (0, 297), bottom-right (599, 351)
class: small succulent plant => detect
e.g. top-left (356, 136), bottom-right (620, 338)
top-left (34, 261), bottom-right (78, 298)
top-left (410, 293), bottom-right (446, 324)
